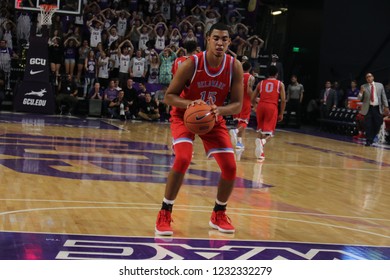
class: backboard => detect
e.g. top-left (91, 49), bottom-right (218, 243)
top-left (15, 0), bottom-right (83, 15)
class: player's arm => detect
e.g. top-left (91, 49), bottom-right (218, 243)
top-left (248, 75), bottom-right (255, 103)
top-left (216, 59), bottom-right (243, 116)
top-left (278, 83), bottom-right (286, 122)
top-left (163, 58), bottom-right (196, 108)
top-left (251, 81), bottom-right (260, 108)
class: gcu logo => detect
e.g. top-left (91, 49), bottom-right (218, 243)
top-left (30, 58), bottom-right (47, 66)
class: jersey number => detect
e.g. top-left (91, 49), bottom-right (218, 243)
top-left (264, 82), bottom-right (274, 93)
top-left (200, 91), bottom-right (217, 104)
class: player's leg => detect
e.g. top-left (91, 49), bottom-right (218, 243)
top-left (255, 104), bottom-right (267, 160)
top-left (202, 124), bottom-right (236, 233)
top-left (155, 119), bottom-right (194, 236)
top-left (236, 103), bottom-right (251, 149)
top-left (257, 104), bottom-right (278, 159)
top-left (156, 141), bottom-right (193, 236)
top-left (210, 153), bottom-right (236, 233)
top-left (229, 114), bottom-right (239, 147)
top-left (236, 118), bottom-right (249, 149)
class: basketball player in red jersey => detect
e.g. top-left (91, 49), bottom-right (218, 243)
top-left (229, 61), bottom-right (255, 160)
top-left (170, 41), bottom-right (199, 156)
top-left (253, 65), bottom-right (286, 161)
top-left (171, 40), bottom-right (198, 75)
top-left (155, 23), bottom-right (244, 236)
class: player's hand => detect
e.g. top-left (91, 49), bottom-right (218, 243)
top-left (209, 97), bottom-right (219, 120)
top-left (384, 107), bottom-right (390, 116)
top-left (187, 99), bottom-right (206, 108)
top-left (277, 114), bottom-right (283, 122)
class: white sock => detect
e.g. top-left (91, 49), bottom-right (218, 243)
top-left (163, 197), bottom-right (175, 205)
top-left (237, 137), bottom-right (242, 143)
top-left (215, 199), bottom-right (227, 206)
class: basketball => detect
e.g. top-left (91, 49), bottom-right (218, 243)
top-left (184, 103), bottom-right (215, 135)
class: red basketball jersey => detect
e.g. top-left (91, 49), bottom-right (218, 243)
top-left (172, 56), bottom-right (188, 75)
top-left (257, 78), bottom-right (281, 106)
top-left (171, 51), bottom-right (235, 118)
top-left (242, 72), bottom-right (253, 108)
top-left (233, 72), bottom-right (252, 120)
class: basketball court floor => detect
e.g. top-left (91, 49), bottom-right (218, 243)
top-left (0, 111), bottom-right (389, 260)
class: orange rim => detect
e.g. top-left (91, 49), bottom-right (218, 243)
top-left (39, 4), bottom-right (58, 12)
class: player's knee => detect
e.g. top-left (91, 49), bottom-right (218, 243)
top-left (221, 162), bottom-right (236, 180)
top-left (172, 143), bottom-right (193, 174)
top-left (215, 153), bottom-right (236, 180)
top-left (172, 153), bottom-right (192, 173)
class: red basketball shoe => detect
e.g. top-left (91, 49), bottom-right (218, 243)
top-left (155, 210), bottom-right (173, 236)
top-left (209, 210), bottom-right (235, 233)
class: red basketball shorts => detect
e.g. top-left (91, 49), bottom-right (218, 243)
top-left (171, 116), bottom-right (234, 157)
top-left (233, 100), bottom-right (252, 129)
top-left (256, 102), bottom-right (278, 134)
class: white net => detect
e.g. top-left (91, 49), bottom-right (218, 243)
top-left (38, 5), bottom-right (58, 26)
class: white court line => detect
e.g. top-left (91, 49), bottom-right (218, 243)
top-left (1, 198), bottom-right (390, 222)
top-left (0, 227), bottom-right (387, 249)
top-left (0, 205), bottom-right (390, 240)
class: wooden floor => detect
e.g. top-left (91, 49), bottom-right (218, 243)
top-left (0, 112), bottom-right (390, 259)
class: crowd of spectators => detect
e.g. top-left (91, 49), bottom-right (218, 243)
top-left (0, 0), bottom-right (268, 120)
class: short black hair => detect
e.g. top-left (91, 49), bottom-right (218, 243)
top-left (183, 40), bottom-right (198, 54)
top-left (242, 61), bottom-right (252, 72)
top-left (268, 65), bottom-right (278, 77)
top-left (208, 23), bottom-right (230, 36)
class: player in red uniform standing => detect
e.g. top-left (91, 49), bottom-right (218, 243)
top-left (170, 40), bottom-right (199, 156)
top-left (171, 40), bottom-right (198, 75)
top-left (229, 61), bottom-right (255, 160)
top-left (155, 23), bottom-right (244, 236)
top-left (253, 65), bottom-right (286, 161)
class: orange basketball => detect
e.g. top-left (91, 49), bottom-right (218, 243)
top-left (184, 103), bottom-right (215, 135)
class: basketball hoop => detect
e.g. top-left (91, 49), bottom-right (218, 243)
top-left (38, 4), bottom-right (58, 26)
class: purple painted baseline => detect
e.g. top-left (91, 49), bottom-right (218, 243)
top-left (0, 231), bottom-right (389, 260)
